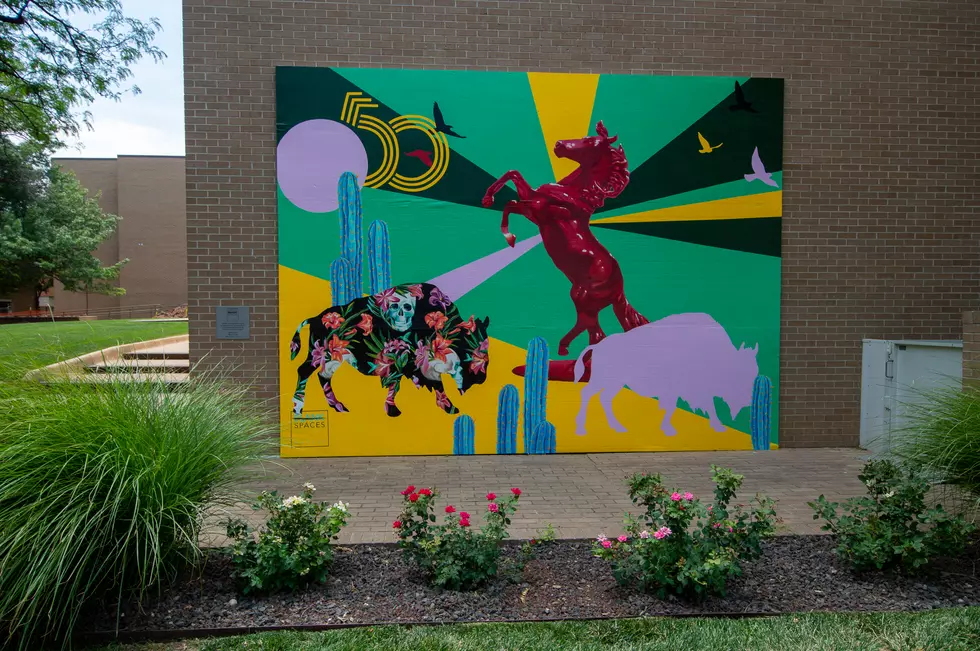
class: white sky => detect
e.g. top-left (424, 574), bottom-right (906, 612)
top-left (52, 0), bottom-right (184, 158)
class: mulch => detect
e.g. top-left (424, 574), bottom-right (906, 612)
top-left (81, 535), bottom-right (980, 634)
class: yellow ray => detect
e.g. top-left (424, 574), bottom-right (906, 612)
top-left (528, 72), bottom-right (600, 182)
top-left (592, 191), bottom-right (782, 225)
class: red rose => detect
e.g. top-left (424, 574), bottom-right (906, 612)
top-left (445, 505), bottom-right (456, 513)
top-left (460, 512), bottom-right (470, 519)
top-left (418, 488), bottom-right (432, 496)
top-left (460, 518), bottom-right (471, 527)
top-left (392, 521), bottom-right (402, 529)
top-left (409, 493), bottom-right (419, 502)
top-left (511, 488), bottom-right (522, 497)
top-left (406, 485), bottom-right (416, 493)
top-left (486, 492), bottom-right (497, 501)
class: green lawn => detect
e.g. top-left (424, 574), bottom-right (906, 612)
top-left (0, 319), bottom-right (187, 379)
top-left (92, 608), bottom-right (980, 651)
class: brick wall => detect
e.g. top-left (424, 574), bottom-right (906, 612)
top-left (966, 312), bottom-right (980, 384)
top-left (183, 0), bottom-right (980, 448)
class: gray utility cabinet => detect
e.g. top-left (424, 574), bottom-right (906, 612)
top-left (859, 339), bottom-right (962, 454)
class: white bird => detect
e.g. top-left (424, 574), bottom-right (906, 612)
top-left (744, 147), bottom-right (779, 187)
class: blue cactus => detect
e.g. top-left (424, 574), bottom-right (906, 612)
top-left (368, 219), bottom-right (392, 295)
top-left (453, 415), bottom-right (476, 455)
top-left (528, 421), bottom-right (556, 454)
top-left (750, 375), bottom-right (773, 451)
top-left (330, 258), bottom-right (355, 306)
top-left (496, 384), bottom-right (519, 454)
top-left (523, 337), bottom-right (549, 452)
top-left (337, 171), bottom-right (363, 297)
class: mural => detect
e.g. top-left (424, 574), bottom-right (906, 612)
top-left (275, 67), bottom-right (783, 457)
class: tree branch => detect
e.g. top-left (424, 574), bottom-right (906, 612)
top-left (0, 1), bottom-right (33, 25)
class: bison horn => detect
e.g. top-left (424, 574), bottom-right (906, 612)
top-left (607, 135), bottom-right (618, 144)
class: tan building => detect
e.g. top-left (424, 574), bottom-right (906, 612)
top-left (42, 155), bottom-right (188, 316)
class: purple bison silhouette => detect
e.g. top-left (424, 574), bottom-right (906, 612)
top-left (573, 313), bottom-right (759, 437)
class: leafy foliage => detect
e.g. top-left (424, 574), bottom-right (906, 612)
top-left (1, 0), bottom-right (164, 148)
top-left (0, 147), bottom-right (127, 302)
top-left (0, 366), bottom-right (273, 649)
top-left (592, 465), bottom-right (778, 600)
top-left (393, 486), bottom-right (521, 590)
top-left (808, 458), bottom-right (975, 573)
top-left (226, 484), bottom-right (351, 595)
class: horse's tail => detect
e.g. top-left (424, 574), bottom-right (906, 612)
top-left (289, 319), bottom-right (310, 360)
top-left (614, 299), bottom-right (649, 332)
top-left (574, 345), bottom-right (596, 383)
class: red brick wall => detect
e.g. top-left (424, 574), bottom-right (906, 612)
top-left (183, 0), bottom-right (980, 448)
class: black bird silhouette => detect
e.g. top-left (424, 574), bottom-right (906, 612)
top-left (432, 101), bottom-right (466, 138)
top-left (729, 81), bottom-right (759, 113)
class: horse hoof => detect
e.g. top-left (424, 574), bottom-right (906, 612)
top-left (386, 406), bottom-right (402, 417)
top-left (558, 345), bottom-right (569, 356)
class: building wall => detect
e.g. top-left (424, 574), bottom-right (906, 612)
top-left (965, 312), bottom-right (980, 384)
top-left (52, 156), bottom-right (188, 314)
top-left (183, 0), bottom-right (980, 448)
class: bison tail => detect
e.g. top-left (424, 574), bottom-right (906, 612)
top-left (289, 320), bottom-right (309, 360)
top-left (614, 300), bottom-right (650, 332)
top-left (574, 345), bottom-right (595, 383)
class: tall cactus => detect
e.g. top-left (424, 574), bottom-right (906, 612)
top-left (337, 171), bottom-right (363, 297)
top-left (330, 258), bottom-right (356, 306)
top-left (496, 384), bottom-right (519, 454)
top-left (453, 415), bottom-right (476, 455)
top-left (368, 219), bottom-right (392, 295)
top-left (750, 375), bottom-right (773, 451)
top-left (528, 421), bottom-right (556, 455)
top-left (523, 337), bottom-right (549, 452)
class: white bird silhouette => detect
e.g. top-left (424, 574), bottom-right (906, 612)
top-left (744, 147), bottom-right (779, 187)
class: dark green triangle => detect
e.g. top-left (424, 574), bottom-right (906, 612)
top-left (599, 77), bottom-right (784, 214)
top-left (593, 217), bottom-right (781, 257)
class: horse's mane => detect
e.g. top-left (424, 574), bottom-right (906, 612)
top-left (581, 143), bottom-right (630, 207)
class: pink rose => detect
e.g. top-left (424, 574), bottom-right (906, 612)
top-left (601, 539), bottom-right (612, 548)
top-left (670, 492), bottom-right (681, 501)
top-left (617, 535), bottom-right (628, 543)
top-left (683, 492), bottom-right (694, 501)
top-left (639, 530), bottom-right (650, 539)
top-left (488, 503), bottom-right (499, 513)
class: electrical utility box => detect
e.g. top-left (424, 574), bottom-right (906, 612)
top-left (860, 339), bottom-right (963, 454)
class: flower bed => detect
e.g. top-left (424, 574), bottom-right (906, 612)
top-left (80, 534), bottom-right (980, 635)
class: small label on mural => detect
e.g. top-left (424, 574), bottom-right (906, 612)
top-left (291, 411), bottom-right (329, 447)
top-left (215, 306), bottom-right (250, 339)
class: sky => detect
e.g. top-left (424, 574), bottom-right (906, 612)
top-left (52, 0), bottom-right (184, 158)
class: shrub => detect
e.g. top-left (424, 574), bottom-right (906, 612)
top-left (393, 485), bottom-right (521, 590)
top-left (893, 383), bottom-right (980, 505)
top-left (226, 484), bottom-right (350, 594)
top-left (808, 458), bottom-right (976, 573)
top-left (592, 465), bottom-right (778, 600)
top-left (0, 368), bottom-right (273, 649)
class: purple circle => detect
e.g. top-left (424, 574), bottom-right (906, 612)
top-left (276, 119), bottom-right (369, 213)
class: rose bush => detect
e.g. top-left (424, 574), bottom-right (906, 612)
top-left (226, 483), bottom-right (350, 594)
top-left (592, 465), bottom-right (778, 600)
top-left (394, 485), bottom-right (521, 590)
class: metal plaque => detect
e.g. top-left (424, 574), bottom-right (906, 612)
top-left (215, 305), bottom-right (250, 340)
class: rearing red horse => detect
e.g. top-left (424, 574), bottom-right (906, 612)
top-left (482, 121), bottom-right (649, 357)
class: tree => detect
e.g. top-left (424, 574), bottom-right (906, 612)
top-left (0, 143), bottom-right (127, 307)
top-left (1, 0), bottom-right (164, 149)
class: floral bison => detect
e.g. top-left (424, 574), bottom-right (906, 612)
top-left (289, 282), bottom-right (490, 417)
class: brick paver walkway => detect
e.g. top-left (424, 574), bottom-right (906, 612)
top-left (203, 448), bottom-right (872, 546)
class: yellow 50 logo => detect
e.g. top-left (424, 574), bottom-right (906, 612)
top-left (341, 92), bottom-right (450, 193)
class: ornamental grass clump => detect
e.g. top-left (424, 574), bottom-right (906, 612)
top-left (393, 485), bottom-right (521, 590)
top-left (0, 366), bottom-right (273, 650)
top-left (226, 483), bottom-right (351, 594)
top-left (808, 458), bottom-right (975, 573)
top-left (592, 465), bottom-right (778, 600)
top-left (893, 382), bottom-right (980, 506)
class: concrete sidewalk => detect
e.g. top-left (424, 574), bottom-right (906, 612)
top-left (203, 448), bottom-right (873, 545)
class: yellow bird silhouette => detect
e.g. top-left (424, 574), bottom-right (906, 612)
top-left (697, 132), bottom-right (723, 154)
